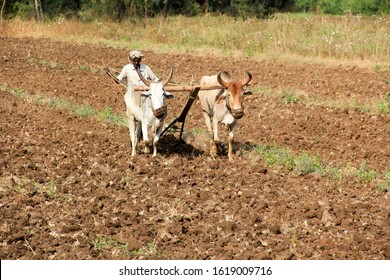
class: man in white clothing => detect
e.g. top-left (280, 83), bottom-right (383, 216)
top-left (116, 50), bottom-right (159, 88)
top-left (116, 50), bottom-right (159, 142)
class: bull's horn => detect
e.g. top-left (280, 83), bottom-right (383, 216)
top-left (163, 66), bottom-right (174, 87)
top-left (242, 71), bottom-right (252, 86)
top-left (136, 66), bottom-right (151, 87)
top-left (217, 71), bottom-right (230, 88)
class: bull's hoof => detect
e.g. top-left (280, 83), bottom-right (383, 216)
top-left (144, 146), bottom-right (150, 154)
top-left (210, 145), bottom-right (218, 158)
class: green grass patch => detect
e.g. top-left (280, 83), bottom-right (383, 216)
top-left (90, 235), bottom-right (127, 250)
top-left (1, 83), bottom-right (127, 125)
top-left (281, 89), bottom-right (300, 104)
top-left (294, 153), bottom-right (324, 176)
top-left (255, 145), bottom-right (295, 170)
top-left (90, 235), bottom-right (164, 259)
top-left (33, 180), bottom-right (57, 200)
top-left (377, 170), bottom-right (390, 192)
top-left (378, 93), bottom-right (390, 114)
top-left (27, 57), bottom-right (65, 69)
top-left (97, 106), bottom-right (127, 126)
top-left (252, 143), bottom-right (385, 188)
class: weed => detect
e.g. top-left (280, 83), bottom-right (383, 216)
top-left (90, 235), bottom-right (120, 249)
top-left (354, 162), bottom-right (377, 183)
top-left (294, 154), bottom-right (324, 176)
top-left (130, 242), bottom-right (164, 259)
top-left (79, 65), bottom-right (89, 71)
top-left (281, 89), bottom-right (300, 104)
top-left (255, 145), bottom-right (295, 170)
top-left (27, 57), bottom-right (64, 69)
top-left (323, 165), bottom-right (343, 181)
top-left (192, 127), bottom-right (205, 135)
top-left (72, 103), bottom-right (97, 118)
top-left (90, 235), bottom-right (164, 259)
top-left (33, 180), bottom-right (57, 200)
top-left (97, 106), bottom-right (127, 126)
top-left (377, 169), bottom-right (390, 192)
top-left (378, 93), bottom-right (390, 114)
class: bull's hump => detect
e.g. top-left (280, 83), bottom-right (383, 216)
top-left (200, 75), bottom-right (219, 87)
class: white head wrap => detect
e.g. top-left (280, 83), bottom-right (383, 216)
top-left (128, 50), bottom-right (144, 61)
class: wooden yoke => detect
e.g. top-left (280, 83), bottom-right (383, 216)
top-left (133, 84), bottom-right (224, 92)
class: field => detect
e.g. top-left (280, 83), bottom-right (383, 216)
top-left (0, 32), bottom-right (389, 259)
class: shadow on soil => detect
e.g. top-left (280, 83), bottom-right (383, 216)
top-left (158, 134), bottom-right (205, 159)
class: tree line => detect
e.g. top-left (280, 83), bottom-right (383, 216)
top-left (1, 0), bottom-right (389, 22)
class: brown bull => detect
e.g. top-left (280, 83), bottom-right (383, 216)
top-left (198, 71), bottom-right (252, 160)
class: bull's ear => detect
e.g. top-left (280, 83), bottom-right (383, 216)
top-left (164, 91), bottom-right (175, 99)
top-left (243, 90), bottom-right (253, 96)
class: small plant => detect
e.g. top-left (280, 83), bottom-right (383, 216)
top-left (90, 235), bottom-right (121, 250)
top-left (354, 162), bottom-right (377, 183)
top-left (45, 180), bottom-right (57, 200)
top-left (192, 127), bottom-right (205, 135)
top-left (377, 170), bottom-right (390, 192)
top-left (130, 242), bottom-right (164, 259)
top-left (378, 93), bottom-right (390, 114)
top-left (27, 57), bottom-right (64, 69)
top-left (97, 106), bottom-right (127, 126)
top-left (26, 229), bottom-right (36, 236)
top-left (33, 180), bottom-right (57, 200)
top-left (281, 89), bottom-right (300, 104)
top-left (294, 154), bottom-right (324, 176)
top-left (73, 103), bottom-right (97, 118)
top-left (324, 164), bottom-right (343, 181)
top-left (255, 145), bottom-right (295, 170)
top-left (79, 65), bottom-right (90, 71)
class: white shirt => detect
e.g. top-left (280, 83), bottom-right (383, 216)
top-left (116, 63), bottom-right (159, 88)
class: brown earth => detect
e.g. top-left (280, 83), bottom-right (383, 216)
top-left (0, 36), bottom-right (389, 260)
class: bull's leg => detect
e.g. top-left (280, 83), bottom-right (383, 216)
top-left (227, 121), bottom-right (238, 161)
top-left (202, 112), bottom-right (217, 158)
top-left (128, 116), bottom-right (138, 157)
top-left (152, 121), bottom-right (164, 157)
top-left (141, 122), bottom-right (150, 154)
top-left (211, 118), bottom-right (221, 158)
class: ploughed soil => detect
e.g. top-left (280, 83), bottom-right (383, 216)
top-left (0, 36), bottom-right (389, 260)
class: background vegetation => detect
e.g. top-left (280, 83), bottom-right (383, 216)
top-left (1, 0), bottom-right (389, 22)
top-left (1, 1), bottom-right (389, 67)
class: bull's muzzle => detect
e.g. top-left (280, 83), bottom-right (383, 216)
top-left (153, 106), bottom-right (167, 119)
top-left (231, 108), bottom-right (244, 119)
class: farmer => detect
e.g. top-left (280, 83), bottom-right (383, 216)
top-left (116, 50), bottom-right (159, 88)
top-left (115, 50), bottom-right (159, 141)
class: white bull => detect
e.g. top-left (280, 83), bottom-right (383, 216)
top-left (198, 71), bottom-right (252, 160)
top-left (125, 67), bottom-right (174, 157)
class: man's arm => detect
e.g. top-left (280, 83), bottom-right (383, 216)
top-left (116, 65), bottom-right (128, 83)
